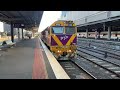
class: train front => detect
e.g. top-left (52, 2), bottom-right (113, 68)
top-left (50, 20), bottom-right (77, 60)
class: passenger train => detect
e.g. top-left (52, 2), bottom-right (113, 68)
top-left (41, 20), bottom-right (77, 60)
top-left (78, 31), bottom-right (120, 40)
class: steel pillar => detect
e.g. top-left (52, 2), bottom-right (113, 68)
top-left (18, 28), bottom-right (20, 40)
top-left (86, 29), bottom-right (88, 38)
top-left (11, 22), bottom-right (14, 42)
top-left (22, 28), bottom-right (24, 39)
top-left (108, 26), bottom-right (111, 40)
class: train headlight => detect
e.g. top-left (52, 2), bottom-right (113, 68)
top-left (67, 50), bottom-right (72, 52)
top-left (69, 50), bottom-right (72, 52)
top-left (57, 50), bottom-right (61, 53)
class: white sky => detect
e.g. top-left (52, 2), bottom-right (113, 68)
top-left (38, 11), bottom-right (62, 32)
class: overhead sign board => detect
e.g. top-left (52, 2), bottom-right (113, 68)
top-left (14, 24), bottom-right (25, 28)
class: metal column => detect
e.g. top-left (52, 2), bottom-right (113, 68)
top-left (108, 26), bottom-right (111, 40)
top-left (32, 31), bottom-right (34, 37)
top-left (86, 29), bottom-right (88, 38)
top-left (103, 23), bottom-right (106, 31)
top-left (11, 22), bottom-right (14, 42)
top-left (97, 29), bottom-right (101, 39)
top-left (18, 28), bottom-right (20, 40)
top-left (95, 30), bottom-right (97, 39)
top-left (22, 28), bottom-right (24, 39)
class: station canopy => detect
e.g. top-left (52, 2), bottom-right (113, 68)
top-left (0, 11), bottom-right (43, 31)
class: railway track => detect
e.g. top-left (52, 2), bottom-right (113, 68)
top-left (77, 48), bottom-right (120, 79)
top-left (77, 41), bottom-right (120, 53)
top-left (77, 46), bottom-right (120, 66)
top-left (59, 60), bottom-right (96, 79)
top-left (77, 45), bottom-right (120, 60)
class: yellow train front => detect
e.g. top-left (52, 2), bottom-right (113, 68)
top-left (41, 20), bottom-right (77, 60)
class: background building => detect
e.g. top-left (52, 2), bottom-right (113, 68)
top-left (60, 11), bottom-right (120, 39)
top-left (0, 22), bottom-right (26, 39)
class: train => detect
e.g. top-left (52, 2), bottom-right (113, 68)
top-left (41, 20), bottom-right (77, 60)
top-left (78, 31), bottom-right (120, 40)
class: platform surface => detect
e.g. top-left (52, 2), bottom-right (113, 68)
top-left (0, 37), bottom-right (70, 79)
top-left (0, 38), bottom-right (47, 79)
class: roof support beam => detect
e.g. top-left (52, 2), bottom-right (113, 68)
top-left (0, 17), bottom-right (23, 22)
top-left (0, 11), bottom-right (43, 29)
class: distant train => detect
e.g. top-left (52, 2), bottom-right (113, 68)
top-left (41, 20), bottom-right (77, 60)
top-left (78, 31), bottom-right (120, 40)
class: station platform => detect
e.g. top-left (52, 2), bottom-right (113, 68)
top-left (0, 37), bottom-right (70, 79)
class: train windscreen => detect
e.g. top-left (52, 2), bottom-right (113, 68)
top-left (65, 27), bottom-right (76, 34)
top-left (52, 27), bottom-right (64, 34)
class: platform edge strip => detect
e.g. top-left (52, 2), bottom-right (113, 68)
top-left (39, 37), bottom-right (70, 79)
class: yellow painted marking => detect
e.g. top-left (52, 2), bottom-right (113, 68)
top-left (52, 35), bottom-right (63, 46)
top-left (66, 34), bottom-right (76, 45)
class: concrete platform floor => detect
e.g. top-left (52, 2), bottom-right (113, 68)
top-left (0, 38), bottom-right (47, 79)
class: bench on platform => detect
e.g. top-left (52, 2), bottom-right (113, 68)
top-left (1, 40), bottom-right (16, 48)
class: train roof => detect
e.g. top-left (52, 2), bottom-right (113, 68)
top-left (41, 20), bottom-right (76, 32)
top-left (50, 20), bottom-right (75, 26)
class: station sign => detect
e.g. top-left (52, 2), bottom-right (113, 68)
top-left (14, 24), bottom-right (25, 28)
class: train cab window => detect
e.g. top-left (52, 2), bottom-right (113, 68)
top-left (52, 27), bottom-right (64, 34)
top-left (65, 27), bottom-right (76, 34)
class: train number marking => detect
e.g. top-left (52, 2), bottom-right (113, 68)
top-left (60, 35), bottom-right (68, 40)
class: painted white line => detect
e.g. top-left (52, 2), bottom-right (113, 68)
top-left (96, 62), bottom-right (105, 64)
top-left (65, 67), bottom-right (75, 69)
top-left (114, 71), bottom-right (120, 73)
top-left (90, 59), bottom-right (100, 61)
top-left (102, 64), bottom-right (112, 67)
top-left (65, 64), bottom-right (71, 65)
top-left (111, 75), bottom-right (116, 77)
top-left (105, 71), bottom-right (109, 74)
top-left (39, 38), bottom-right (70, 79)
top-left (94, 65), bottom-right (97, 67)
top-left (99, 68), bottom-right (103, 70)
top-left (108, 67), bottom-right (119, 69)
top-left (64, 66), bottom-right (73, 68)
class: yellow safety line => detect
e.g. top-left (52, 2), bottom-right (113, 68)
top-left (66, 34), bottom-right (76, 46)
top-left (52, 35), bottom-right (63, 46)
